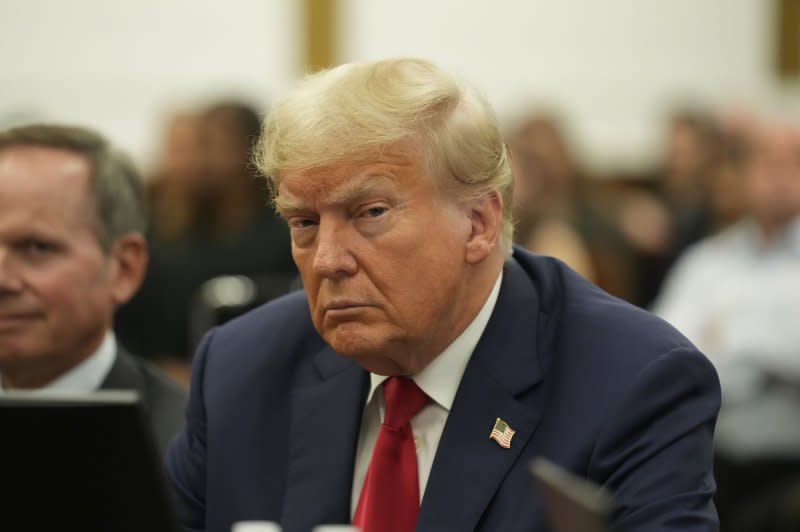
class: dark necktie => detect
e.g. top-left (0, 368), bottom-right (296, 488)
top-left (353, 376), bottom-right (430, 532)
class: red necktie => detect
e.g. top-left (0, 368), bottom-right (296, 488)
top-left (353, 376), bottom-right (430, 532)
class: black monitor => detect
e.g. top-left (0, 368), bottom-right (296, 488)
top-left (0, 391), bottom-right (181, 532)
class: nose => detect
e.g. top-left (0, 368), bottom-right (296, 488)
top-left (0, 248), bottom-right (23, 293)
top-left (312, 218), bottom-right (358, 279)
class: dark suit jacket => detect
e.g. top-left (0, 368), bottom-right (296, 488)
top-left (166, 248), bottom-right (721, 532)
top-left (102, 349), bottom-right (187, 455)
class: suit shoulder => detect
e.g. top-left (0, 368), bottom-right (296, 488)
top-left (209, 290), bottom-right (313, 341)
top-left (513, 248), bottom-right (698, 363)
top-left (196, 290), bottom-right (323, 370)
top-left (511, 249), bottom-right (719, 433)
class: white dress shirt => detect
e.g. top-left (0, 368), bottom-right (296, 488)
top-left (653, 216), bottom-right (800, 458)
top-left (351, 272), bottom-right (503, 515)
top-left (0, 332), bottom-right (116, 394)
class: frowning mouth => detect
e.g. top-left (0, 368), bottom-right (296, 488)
top-left (322, 300), bottom-right (375, 316)
top-left (0, 313), bottom-right (40, 329)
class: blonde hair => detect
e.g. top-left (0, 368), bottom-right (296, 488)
top-left (255, 57), bottom-right (514, 254)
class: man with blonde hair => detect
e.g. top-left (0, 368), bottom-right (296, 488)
top-left (167, 58), bottom-right (720, 532)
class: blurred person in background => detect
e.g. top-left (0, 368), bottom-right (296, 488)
top-left (703, 133), bottom-right (751, 233)
top-left (617, 109), bottom-right (723, 307)
top-left (506, 112), bottom-right (639, 300)
top-left (0, 124), bottom-right (186, 454)
top-left (658, 110), bottom-right (721, 226)
top-left (146, 110), bottom-right (207, 241)
top-left (112, 111), bottom-right (205, 379)
top-left (507, 113), bottom-right (595, 281)
top-left (705, 103), bottom-right (760, 233)
top-left (652, 119), bottom-right (800, 531)
top-left (115, 101), bottom-right (296, 386)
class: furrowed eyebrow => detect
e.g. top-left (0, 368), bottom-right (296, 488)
top-left (274, 196), bottom-right (303, 216)
top-left (275, 175), bottom-right (396, 215)
top-left (326, 178), bottom-right (394, 205)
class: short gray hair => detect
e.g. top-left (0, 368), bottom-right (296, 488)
top-left (0, 124), bottom-right (147, 251)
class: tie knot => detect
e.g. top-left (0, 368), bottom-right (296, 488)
top-left (382, 376), bottom-right (429, 429)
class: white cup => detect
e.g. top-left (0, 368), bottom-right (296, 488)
top-left (231, 521), bottom-right (282, 532)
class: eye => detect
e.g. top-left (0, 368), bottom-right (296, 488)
top-left (28, 240), bottom-right (54, 252)
top-left (288, 217), bottom-right (318, 230)
top-left (18, 239), bottom-right (59, 257)
top-left (362, 206), bottom-right (388, 218)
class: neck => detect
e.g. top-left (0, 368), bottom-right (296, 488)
top-left (756, 215), bottom-right (793, 244)
top-left (1, 355), bottom-right (89, 390)
top-left (0, 334), bottom-right (105, 390)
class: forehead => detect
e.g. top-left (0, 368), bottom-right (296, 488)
top-left (763, 129), bottom-right (800, 154)
top-left (0, 145), bottom-right (93, 224)
top-left (276, 145), bottom-right (429, 206)
top-left (0, 144), bottom-right (91, 184)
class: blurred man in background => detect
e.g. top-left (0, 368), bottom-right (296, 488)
top-left (0, 124), bottom-right (186, 454)
top-left (653, 120), bottom-right (800, 530)
top-left (616, 110), bottom-right (724, 307)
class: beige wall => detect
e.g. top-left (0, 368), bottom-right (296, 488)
top-left (2, 0), bottom-right (797, 173)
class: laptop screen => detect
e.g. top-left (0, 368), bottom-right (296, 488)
top-left (0, 391), bottom-right (181, 532)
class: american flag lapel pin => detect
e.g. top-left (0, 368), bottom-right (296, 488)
top-left (490, 417), bottom-right (516, 449)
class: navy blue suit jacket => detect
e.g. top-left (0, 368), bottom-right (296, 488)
top-left (167, 248), bottom-right (720, 531)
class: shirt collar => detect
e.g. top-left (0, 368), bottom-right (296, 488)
top-left (785, 215), bottom-right (800, 255)
top-left (365, 271), bottom-right (503, 411)
top-left (739, 215), bottom-right (800, 256)
top-left (0, 331), bottom-right (117, 394)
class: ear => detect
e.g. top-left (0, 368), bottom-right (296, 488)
top-left (464, 190), bottom-right (504, 264)
top-left (106, 233), bottom-right (148, 306)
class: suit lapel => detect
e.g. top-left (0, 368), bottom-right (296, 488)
top-left (417, 258), bottom-right (555, 532)
top-left (281, 346), bottom-right (368, 532)
top-left (99, 349), bottom-right (153, 414)
top-left (99, 349), bottom-right (142, 391)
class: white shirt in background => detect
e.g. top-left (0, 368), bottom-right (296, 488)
top-left (653, 216), bottom-right (800, 459)
top-left (0, 331), bottom-right (116, 394)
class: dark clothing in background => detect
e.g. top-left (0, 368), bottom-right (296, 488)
top-left (101, 349), bottom-right (187, 455)
top-left (115, 207), bottom-right (295, 362)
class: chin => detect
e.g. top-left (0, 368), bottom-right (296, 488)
top-left (324, 325), bottom-right (405, 373)
top-left (338, 351), bottom-right (407, 376)
top-left (326, 334), bottom-right (383, 361)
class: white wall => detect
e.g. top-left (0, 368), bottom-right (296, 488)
top-left (1, 0), bottom-right (797, 173)
top-left (340, 0), bottom-right (797, 170)
top-left (0, 0), bottom-right (298, 169)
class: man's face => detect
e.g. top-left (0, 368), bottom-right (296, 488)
top-left (0, 146), bottom-right (117, 385)
top-left (277, 146), bottom-right (477, 375)
top-left (747, 128), bottom-right (800, 229)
